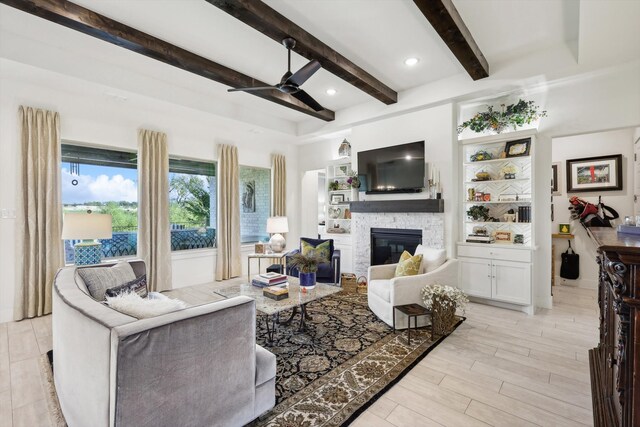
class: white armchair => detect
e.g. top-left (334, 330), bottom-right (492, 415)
top-left (367, 258), bottom-right (459, 329)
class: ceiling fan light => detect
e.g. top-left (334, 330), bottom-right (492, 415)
top-left (404, 57), bottom-right (420, 67)
top-left (326, 88), bottom-right (337, 96)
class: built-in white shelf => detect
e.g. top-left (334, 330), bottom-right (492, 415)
top-left (463, 178), bottom-right (529, 184)
top-left (462, 156), bottom-right (530, 166)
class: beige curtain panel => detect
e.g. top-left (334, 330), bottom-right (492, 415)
top-left (15, 106), bottom-right (64, 320)
top-left (272, 154), bottom-right (286, 217)
top-left (138, 129), bottom-right (172, 292)
top-left (216, 144), bottom-right (241, 281)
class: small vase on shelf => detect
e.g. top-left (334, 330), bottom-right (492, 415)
top-left (351, 188), bottom-right (359, 202)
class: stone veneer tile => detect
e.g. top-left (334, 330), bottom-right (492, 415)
top-left (352, 212), bottom-right (444, 277)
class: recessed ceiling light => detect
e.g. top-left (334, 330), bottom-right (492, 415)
top-left (404, 57), bottom-right (420, 67)
top-left (326, 88), bottom-right (337, 96)
top-left (405, 155), bottom-right (412, 160)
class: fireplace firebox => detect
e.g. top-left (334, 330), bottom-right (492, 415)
top-left (370, 228), bottom-right (422, 265)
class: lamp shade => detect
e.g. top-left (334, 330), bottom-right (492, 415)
top-left (266, 216), bottom-right (288, 234)
top-left (61, 213), bottom-right (113, 240)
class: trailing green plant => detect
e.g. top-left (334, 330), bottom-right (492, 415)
top-left (328, 180), bottom-right (340, 191)
top-left (457, 99), bottom-right (547, 134)
top-left (288, 251), bottom-right (324, 273)
top-left (466, 205), bottom-right (491, 221)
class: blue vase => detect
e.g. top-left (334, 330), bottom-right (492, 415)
top-left (299, 272), bottom-right (316, 290)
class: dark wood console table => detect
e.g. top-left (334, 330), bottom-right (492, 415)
top-left (587, 227), bottom-right (640, 427)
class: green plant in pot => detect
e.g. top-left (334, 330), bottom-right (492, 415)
top-left (467, 205), bottom-right (491, 222)
top-left (289, 251), bottom-right (324, 290)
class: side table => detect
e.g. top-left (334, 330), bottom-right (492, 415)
top-left (247, 251), bottom-right (290, 278)
top-left (393, 303), bottom-right (432, 345)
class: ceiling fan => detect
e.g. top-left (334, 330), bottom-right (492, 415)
top-left (228, 37), bottom-right (325, 111)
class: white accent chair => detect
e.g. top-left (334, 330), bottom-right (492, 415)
top-left (367, 246), bottom-right (459, 329)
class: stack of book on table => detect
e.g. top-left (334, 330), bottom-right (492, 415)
top-left (252, 272), bottom-right (287, 288)
top-left (263, 284), bottom-right (289, 301)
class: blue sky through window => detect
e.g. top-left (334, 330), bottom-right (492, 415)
top-left (62, 164), bottom-right (138, 204)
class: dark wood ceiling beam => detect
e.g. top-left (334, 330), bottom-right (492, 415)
top-left (206, 0), bottom-right (398, 105)
top-left (413, 0), bottom-right (489, 80)
top-left (0, 0), bottom-right (335, 121)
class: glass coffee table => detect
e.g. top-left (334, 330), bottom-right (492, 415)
top-left (214, 277), bottom-right (341, 341)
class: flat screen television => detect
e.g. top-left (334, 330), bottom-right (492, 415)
top-left (357, 141), bottom-right (425, 194)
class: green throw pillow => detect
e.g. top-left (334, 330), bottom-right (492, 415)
top-left (301, 240), bottom-right (331, 262)
top-left (394, 250), bottom-right (423, 277)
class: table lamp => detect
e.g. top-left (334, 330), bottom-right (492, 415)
top-left (266, 216), bottom-right (288, 253)
top-left (62, 211), bottom-right (113, 265)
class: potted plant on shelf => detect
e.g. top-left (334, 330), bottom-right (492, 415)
top-left (347, 171), bottom-right (361, 202)
top-left (288, 251), bottom-right (324, 291)
top-left (421, 284), bottom-right (468, 335)
top-left (466, 205), bottom-right (491, 222)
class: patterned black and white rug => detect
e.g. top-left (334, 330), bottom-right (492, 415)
top-left (251, 292), bottom-right (464, 426)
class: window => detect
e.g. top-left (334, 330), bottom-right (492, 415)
top-left (239, 166), bottom-right (271, 244)
top-left (169, 158), bottom-right (216, 251)
top-left (61, 144), bottom-right (138, 264)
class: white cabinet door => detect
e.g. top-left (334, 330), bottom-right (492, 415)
top-left (459, 257), bottom-right (492, 299)
top-left (492, 259), bottom-right (531, 305)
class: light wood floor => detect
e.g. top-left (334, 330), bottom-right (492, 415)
top-left (0, 283), bottom-right (597, 427)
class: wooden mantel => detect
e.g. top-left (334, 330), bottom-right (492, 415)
top-left (349, 199), bottom-right (444, 213)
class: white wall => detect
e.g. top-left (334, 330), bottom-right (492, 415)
top-left (0, 60), bottom-right (300, 322)
top-left (552, 128), bottom-right (637, 288)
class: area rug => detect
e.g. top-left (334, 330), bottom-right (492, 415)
top-left (250, 292), bottom-right (464, 426)
top-left (39, 292), bottom-right (463, 427)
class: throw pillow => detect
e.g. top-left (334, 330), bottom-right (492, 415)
top-left (414, 244), bottom-right (447, 273)
top-left (77, 261), bottom-right (137, 301)
top-left (105, 291), bottom-right (187, 319)
top-left (394, 250), bottom-right (423, 277)
top-left (105, 275), bottom-right (149, 299)
top-left (301, 240), bottom-right (331, 262)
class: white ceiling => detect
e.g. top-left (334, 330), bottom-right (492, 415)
top-left (0, 0), bottom-right (638, 134)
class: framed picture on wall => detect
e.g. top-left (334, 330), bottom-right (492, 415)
top-left (551, 162), bottom-right (562, 195)
top-left (566, 154), bottom-right (622, 192)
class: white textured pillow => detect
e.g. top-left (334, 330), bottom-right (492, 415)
top-left (414, 245), bottom-right (447, 273)
top-left (105, 291), bottom-right (187, 319)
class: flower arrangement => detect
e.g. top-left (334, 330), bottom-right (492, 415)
top-left (346, 171), bottom-right (360, 189)
top-left (421, 284), bottom-right (468, 311)
top-left (422, 283), bottom-right (468, 335)
top-left (457, 99), bottom-right (547, 134)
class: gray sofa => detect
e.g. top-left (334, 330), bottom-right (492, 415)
top-left (53, 260), bottom-right (276, 427)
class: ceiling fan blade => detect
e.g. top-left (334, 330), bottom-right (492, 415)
top-left (228, 86), bottom-right (276, 92)
top-left (292, 89), bottom-right (325, 111)
top-left (286, 59), bottom-right (321, 86)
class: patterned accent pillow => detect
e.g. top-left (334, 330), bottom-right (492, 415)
top-left (301, 240), bottom-right (331, 262)
top-left (77, 261), bottom-right (137, 301)
top-left (105, 275), bottom-right (148, 299)
top-left (394, 251), bottom-right (424, 277)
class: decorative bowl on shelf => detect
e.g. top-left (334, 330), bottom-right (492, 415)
top-left (475, 171), bottom-right (491, 181)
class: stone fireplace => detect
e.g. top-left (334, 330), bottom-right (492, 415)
top-left (352, 211), bottom-right (444, 277)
